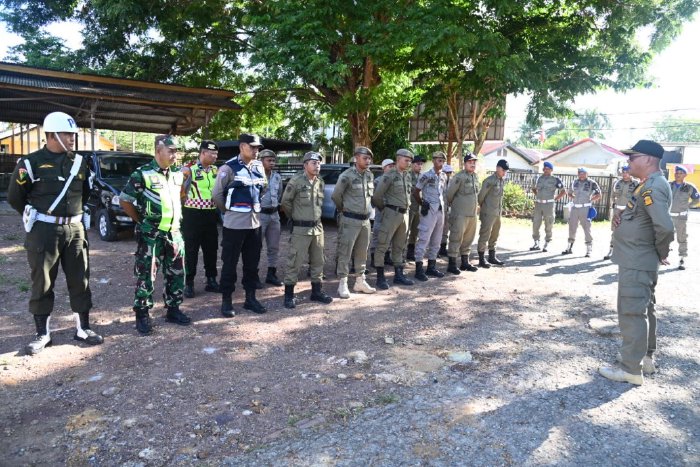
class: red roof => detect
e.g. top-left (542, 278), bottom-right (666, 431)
top-left (543, 138), bottom-right (625, 160)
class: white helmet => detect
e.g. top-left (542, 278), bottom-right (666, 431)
top-left (43, 112), bottom-right (79, 133)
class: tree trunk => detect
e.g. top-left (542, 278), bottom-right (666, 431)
top-left (348, 110), bottom-right (372, 153)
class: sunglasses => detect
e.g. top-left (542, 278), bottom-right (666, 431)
top-left (627, 154), bottom-right (645, 161)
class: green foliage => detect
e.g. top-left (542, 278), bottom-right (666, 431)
top-left (652, 116), bottom-right (700, 143)
top-left (502, 182), bottom-right (533, 217)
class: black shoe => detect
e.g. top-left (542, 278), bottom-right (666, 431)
top-left (265, 267), bottom-right (283, 286)
top-left (478, 252), bottom-right (491, 268)
top-left (393, 266), bottom-right (414, 286)
top-left (184, 283), bottom-right (195, 298)
top-left (529, 242), bottom-right (541, 251)
top-left (74, 329), bottom-right (104, 346)
top-left (204, 277), bottom-right (220, 293)
top-left (460, 255), bottom-right (477, 272)
top-left (244, 289), bottom-right (267, 314)
top-left (370, 253), bottom-right (376, 269)
top-left (562, 243), bottom-right (573, 255)
top-left (135, 309), bottom-right (153, 335)
top-left (447, 257), bottom-right (461, 275)
top-left (310, 282), bottom-right (333, 304)
top-left (166, 306), bottom-right (192, 325)
top-left (284, 284), bottom-right (297, 309)
top-left (438, 243), bottom-right (447, 257)
top-left (426, 259), bottom-right (445, 277)
top-left (375, 267), bottom-right (390, 290)
top-left (679, 259), bottom-right (686, 270)
top-left (487, 250), bottom-right (504, 266)
top-left (406, 244), bottom-right (416, 262)
top-left (254, 279), bottom-right (264, 290)
top-left (384, 251), bottom-right (394, 267)
top-left (221, 295), bottom-right (235, 318)
top-left (414, 262), bottom-right (428, 281)
top-left (25, 334), bottom-right (52, 355)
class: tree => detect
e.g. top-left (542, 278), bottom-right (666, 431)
top-left (652, 116), bottom-right (700, 143)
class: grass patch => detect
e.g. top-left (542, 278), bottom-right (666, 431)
top-left (0, 273), bottom-right (31, 292)
top-left (3, 233), bottom-right (20, 241)
top-left (374, 393), bottom-right (400, 405)
top-left (0, 255), bottom-right (7, 265)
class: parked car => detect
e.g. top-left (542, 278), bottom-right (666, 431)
top-left (80, 151), bottom-right (154, 241)
top-left (319, 164), bottom-right (383, 220)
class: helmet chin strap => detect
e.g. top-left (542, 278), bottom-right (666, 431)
top-left (54, 133), bottom-right (71, 153)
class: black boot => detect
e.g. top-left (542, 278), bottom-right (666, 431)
top-left (265, 267), bottom-right (283, 286)
top-left (393, 266), bottom-right (415, 286)
top-left (447, 257), bottom-right (461, 275)
top-left (414, 261), bottom-right (428, 281)
top-left (254, 278), bottom-right (264, 289)
top-left (184, 280), bottom-right (195, 298)
top-left (73, 312), bottom-right (104, 345)
top-left (135, 308), bottom-right (153, 335)
top-left (370, 253), bottom-right (376, 269)
top-left (426, 259), bottom-right (445, 277)
top-left (460, 255), bottom-right (477, 272)
top-left (26, 314), bottom-right (52, 355)
top-left (375, 267), bottom-right (390, 290)
top-left (310, 282), bottom-right (333, 304)
top-left (284, 284), bottom-right (297, 309)
top-left (603, 247), bottom-right (613, 260)
top-left (221, 294), bottom-right (235, 318)
top-left (384, 251), bottom-right (394, 266)
top-left (562, 242), bottom-right (573, 255)
top-left (244, 289), bottom-right (267, 314)
top-left (679, 258), bottom-right (686, 270)
top-left (205, 277), bottom-right (220, 292)
top-left (406, 244), bottom-right (416, 261)
top-left (488, 250), bottom-right (504, 266)
top-left (478, 252), bottom-right (491, 268)
top-left (166, 306), bottom-right (192, 325)
top-left (438, 243), bottom-right (447, 257)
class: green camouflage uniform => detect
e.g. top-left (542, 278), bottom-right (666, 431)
top-left (120, 160), bottom-right (185, 311)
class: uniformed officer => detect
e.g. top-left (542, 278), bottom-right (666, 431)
top-left (332, 146), bottom-right (376, 298)
top-left (530, 161), bottom-right (566, 252)
top-left (445, 152), bottom-right (480, 274)
top-left (370, 159), bottom-right (395, 268)
top-left (259, 149), bottom-right (284, 285)
top-left (8, 111), bottom-right (103, 354)
top-left (477, 159), bottom-right (509, 267)
top-left (371, 149), bottom-right (415, 289)
top-left (120, 135), bottom-right (191, 334)
top-left (604, 166), bottom-right (638, 260)
top-left (181, 140), bottom-right (220, 298)
top-left (669, 165), bottom-right (700, 270)
top-left (599, 140), bottom-right (674, 385)
top-left (281, 151), bottom-right (333, 308)
top-left (406, 155), bottom-right (425, 261)
top-left (562, 167), bottom-right (601, 257)
top-left (212, 133), bottom-right (267, 318)
top-left (412, 151), bottom-right (448, 281)
top-left (439, 163), bottom-right (454, 257)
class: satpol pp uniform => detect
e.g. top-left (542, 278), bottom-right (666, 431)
top-left (445, 153), bottom-right (480, 273)
top-left (562, 169), bottom-right (601, 257)
top-left (604, 167), bottom-right (638, 260)
top-left (258, 149), bottom-right (284, 286)
top-left (413, 157), bottom-right (448, 281)
top-left (477, 159), bottom-right (509, 267)
top-left (669, 166), bottom-right (700, 269)
top-left (530, 163), bottom-right (564, 252)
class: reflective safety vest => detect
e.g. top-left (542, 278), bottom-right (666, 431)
top-left (142, 167), bottom-right (183, 232)
top-left (184, 163), bottom-right (217, 209)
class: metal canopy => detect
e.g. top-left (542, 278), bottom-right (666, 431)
top-left (0, 62), bottom-right (241, 135)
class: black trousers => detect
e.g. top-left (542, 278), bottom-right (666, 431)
top-left (219, 227), bottom-right (261, 296)
top-left (182, 208), bottom-right (219, 283)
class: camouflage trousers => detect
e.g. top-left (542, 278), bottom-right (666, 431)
top-left (133, 229), bottom-right (185, 311)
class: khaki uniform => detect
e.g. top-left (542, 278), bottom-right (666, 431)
top-left (369, 175), bottom-right (383, 252)
top-left (608, 178), bottom-right (638, 247)
top-left (407, 170), bottom-right (421, 245)
top-left (332, 167), bottom-right (374, 278)
top-left (670, 181), bottom-right (700, 257)
top-left (281, 171), bottom-right (325, 284)
top-left (415, 168), bottom-right (447, 261)
top-left (612, 172), bottom-right (674, 375)
top-left (477, 174), bottom-right (505, 252)
top-left (372, 168), bottom-right (412, 266)
top-left (446, 171), bottom-right (479, 257)
top-left (532, 174), bottom-right (563, 242)
top-left (567, 178), bottom-right (601, 244)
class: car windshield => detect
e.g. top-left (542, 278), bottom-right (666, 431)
top-left (320, 169), bottom-right (344, 185)
top-left (98, 156), bottom-right (153, 179)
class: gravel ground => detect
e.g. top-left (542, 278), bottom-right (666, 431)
top-left (0, 203), bottom-right (698, 466)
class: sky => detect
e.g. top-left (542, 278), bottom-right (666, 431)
top-left (1, 14), bottom-right (699, 150)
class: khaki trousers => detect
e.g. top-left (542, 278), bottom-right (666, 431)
top-left (477, 213), bottom-right (501, 252)
top-left (375, 208), bottom-right (409, 267)
top-left (617, 267), bottom-right (657, 375)
top-left (672, 216), bottom-right (688, 257)
top-left (336, 216), bottom-right (371, 278)
top-left (568, 206), bottom-right (592, 244)
top-left (284, 233), bottom-right (325, 285)
top-left (532, 203), bottom-right (555, 242)
top-left (448, 215), bottom-right (477, 257)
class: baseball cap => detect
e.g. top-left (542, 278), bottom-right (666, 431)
top-left (577, 167), bottom-right (588, 173)
top-left (354, 146), bottom-right (373, 157)
top-left (381, 158), bottom-right (395, 168)
top-left (155, 134), bottom-right (178, 148)
top-left (239, 133), bottom-right (264, 147)
top-left (543, 161), bottom-right (553, 170)
top-left (675, 165), bottom-right (688, 174)
top-left (259, 149), bottom-right (277, 159)
top-left (621, 140), bottom-right (664, 159)
top-left (463, 152), bottom-right (477, 163)
top-left (200, 140), bottom-right (218, 151)
top-left (303, 151), bottom-right (322, 163)
top-left (496, 159), bottom-right (509, 170)
top-left (412, 156), bottom-right (426, 163)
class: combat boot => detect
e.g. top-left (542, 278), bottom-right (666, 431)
top-left (205, 277), bottom-right (220, 292)
top-left (25, 315), bottom-right (51, 355)
top-left (384, 251), bottom-right (394, 267)
top-left (166, 306), bottom-right (192, 325)
top-left (337, 277), bottom-right (351, 299)
top-left (542, 241), bottom-right (550, 252)
top-left (375, 267), bottom-right (390, 290)
top-left (184, 280), bottom-right (195, 298)
top-left (488, 250), bottom-right (504, 266)
top-left (370, 252), bottom-right (376, 269)
top-left (221, 294), bottom-right (235, 318)
top-left (447, 257), bottom-right (461, 275)
top-left (438, 243), bottom-right (447, 257)
top-left (310, 282), bottom-right (333, 304)
top-left (265, 267), bottom-right (283, 286)
top-left (603, 246), bottom-right (613, 260)
top-left (679, 259), bottom-right (686, 270)
top-left (460, 255), bottom-right (478, 272)
top-left (406, 244), bottom-right (416, 262)
top-left (284, 284), bottom-right (297, 309)
top-left (135, 308), bottom-right (153, 335)
top-left (254, 278), bottom-right (264, 290)
top-left (426, 259), bottom-right (445, 277)
top-left (353, 274), bottom-right (376, 294)
top-left (393, 266), bottom-right (415, 286)
top-left (478, 252), bottom-right (491, 268)
top-left (529, 241), bottom-right (540, 251)
top-left (244, 289), bottom-right (267, 314)
top-left (585, 244), bottom-right (592, 258)
top-left (562, 242), bottom-right (573, 255)
top-left (73, 312), bottom-right (104, 346)
top-left (414, 261), bottom-right (428, 281)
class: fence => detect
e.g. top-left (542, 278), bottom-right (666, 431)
top-left (0, 153), bottom-right (22, 200)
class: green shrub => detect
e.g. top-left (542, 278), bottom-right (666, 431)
top-left (502, 181), bottom-right (533, 217)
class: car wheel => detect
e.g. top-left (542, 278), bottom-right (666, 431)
top-left (97, 209), bottom-right (118, 242)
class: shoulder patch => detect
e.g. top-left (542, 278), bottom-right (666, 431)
top-left (643, 195), bottom-right (653, 206)
top-left (641, 190), bottom-right (652, 197)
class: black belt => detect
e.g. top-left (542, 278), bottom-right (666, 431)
top-left (385, 204), bottom-right (407, 214)
top-left (260, 207), bottom-right (277, 214)
top-left (292, 219), bottom-right (321, 227)
top-left (342, 211), bottom-right (370, 220)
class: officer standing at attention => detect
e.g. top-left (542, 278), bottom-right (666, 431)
top-left (370, 159), bottom-right (395, 268)
top-left (9, 111), bottom-right (103, 354)
top-left (412, 151), bottom-right (447, 281)
top-left (604, 166), bottom-right (638, 260)
top-left (181, 140), bottom-right (220, 298)
top-left (372, 149), bottom-right (416, 289)
top-left (258, 149), bottom-right (284, 285)
top-left (445, 152), bottom-right (480, 274)
top-left (406, 155), bottom-right (425, 261)
top-left (669, 165), bottom-right (700, 270)
top-left (599, 140), bottom-right (674, 385)
top-left (211, 133), bottom-right (267, 317)
top-left (562, 167), bottom-right (601, 257)
top-left (439, 163), bottom-right (454, 257)
top-left (332, 146), bottom-right (377, 298)
top-left (281, 151), bottom-right (333, 308)
top-left (477, 159), bottom-right (509, 267)
top-left (120, 135), bottom-right (191, 334)
top-left (530, 161), bottom-right (566, 252)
